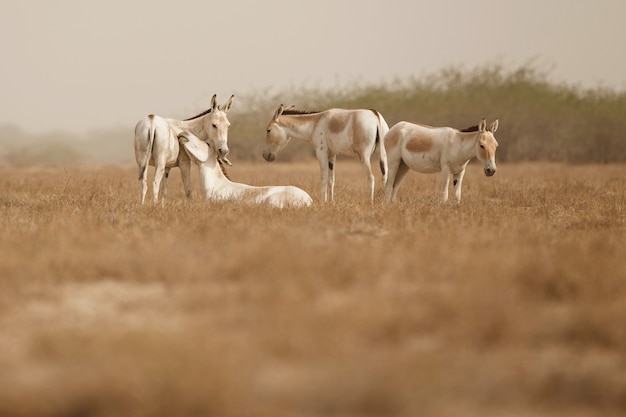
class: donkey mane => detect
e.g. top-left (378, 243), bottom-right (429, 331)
top-left (184, 108), bottom-right (212, 121)
top-left (282, 108), bottom-right (321, 116)
top-left (217, 158), bottom-right (230, 180)
top-left (459, 124), bottom-right (479, 133)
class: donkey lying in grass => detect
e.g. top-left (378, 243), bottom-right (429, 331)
top-left (134, 94), bottom-right (234, 205)
top-left (263, 104), bottom-right (389, 203)
top-left (179, 132), bottom-right (313, 208)
top-left (384, 118), bottom-right (499, 203)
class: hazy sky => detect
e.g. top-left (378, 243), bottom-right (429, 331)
top-left (2, 0), bottom-right (625, 134)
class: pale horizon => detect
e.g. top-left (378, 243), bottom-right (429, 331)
top-left (2, 0), bottom-right (625, 135)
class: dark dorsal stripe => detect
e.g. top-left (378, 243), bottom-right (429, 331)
top-left (184, 108), bottom-right (212, 121)
top-left (459, 124), bottom-right (479, 132)
top-left (282, 109), bottom-right (321, 116)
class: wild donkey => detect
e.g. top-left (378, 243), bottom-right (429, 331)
top-left (134, 94), bottom-right (234, 205)
top-left (262, 105), bottom-right (389, 203)
top-left (179, 132), bottom-right (312, 208)
top-left (384, 118), bottom-right (499, 203)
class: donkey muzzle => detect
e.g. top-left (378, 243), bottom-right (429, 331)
top-left (263, 152), bottom-right (275, 162)
top-left (217, 147), bottom-right (230, 158)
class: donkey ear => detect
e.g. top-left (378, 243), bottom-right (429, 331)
top-left (478, 118), bottom-right (487, 132)
top-left (210, 94), bottom-right (218, 110)
top-left (490, 119), bottom-right (499, 133)
top-left (179, 132), bottom-right (209, 162)
top-left (222, 95), bottom-right (235, 113)
top-left (273, 104), bottom-right (284, 120)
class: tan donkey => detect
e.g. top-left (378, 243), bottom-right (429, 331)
top-left (263, 105), bottom-right (389, 203)
top-left (384, 118), bottom-right (499, 203)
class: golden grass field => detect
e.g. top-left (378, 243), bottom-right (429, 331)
top-left (0, 160), bottom-right (624, 417)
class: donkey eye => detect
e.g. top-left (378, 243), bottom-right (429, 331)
top-left (266, 129), bottom-right (271, 133)
top-left (212, 124), bottom-right (217, 129)
top-left (480, 144), bottom-right (485, 149)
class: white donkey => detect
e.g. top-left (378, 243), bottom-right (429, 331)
top-left (262, 105), bottom-right (389, 203)
top-left (134, 94), bottom-right (234, 205)
top-left (178, 132), bottom-right (313, 208)
top-left (384, 118), bottom-right (499, 203)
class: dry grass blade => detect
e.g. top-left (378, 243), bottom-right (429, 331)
top-left (0, 161), bottom-right (625, 417)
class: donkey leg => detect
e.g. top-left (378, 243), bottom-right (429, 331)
top-left (328, 155), bottom-right (337, 203)
top-left (179, 156), bottom-right (193, 201)
top-left (139, 166), bottom-right (149, 205)
top-left (152, 164), bottom-right (166, 205)
top-left (440, 168), bottom-right (451, 203)
top-left (360, 157), bottom-right (375, 204)
top-left (452, 169), bottom-right (467, 203)
top-left (385, 155), bottom-right (400, 201)
top-left (390, 160), bottom-right (410, 201)
top-left (316, 152), bottom-right (330, 203)
top-left (160, 167), bottom-right (171, 207)
top-left (385, 147), bottom-right (407, 202)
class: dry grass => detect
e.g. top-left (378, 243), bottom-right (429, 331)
top-left (0, 161), bottom-right (625, 417)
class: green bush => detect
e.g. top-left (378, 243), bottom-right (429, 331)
top-left (2, 64), bottom-right (624, 164)
top-left (230, 64), bottom-right (626, 163)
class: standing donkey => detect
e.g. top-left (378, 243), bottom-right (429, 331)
top-left (384, 118), bottom-right (499, 203)
top-left (134, 94), bottom-right (234, 205)
top-left (262, 105), bottom-right (389, 203)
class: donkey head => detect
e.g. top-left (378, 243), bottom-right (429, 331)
top-left (204, 94), bottom-right (234, 159)
top-left (263, 104), bottom-right (291, 162)
top-left (179, 131), bottom-right (231, 167)
top-left (476, 118), bottom-right (499, 177)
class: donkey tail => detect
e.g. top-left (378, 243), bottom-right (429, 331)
top-left (143, 115), bottom-right (155, 175)
top-left (373, 110), bottom-right (389, 186)
top-left (141, 115), bottom-right (156, 182)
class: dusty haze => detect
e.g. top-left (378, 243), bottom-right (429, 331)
top-left (1, 0), bottom-right (626, 135)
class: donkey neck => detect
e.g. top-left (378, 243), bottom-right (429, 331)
top-left (170, 117), bottom-right (210, 140)
top-left (197, 152), bottom-right (230, 193)
top-left (453, 131), bottom-right (482, 162)
top-left (279, 113), bottom-right (322, 142)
